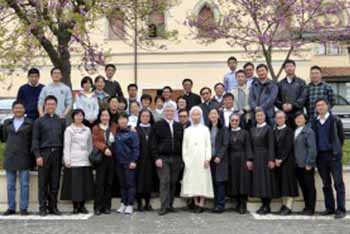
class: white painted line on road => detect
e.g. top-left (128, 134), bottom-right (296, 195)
top-left (251, 213), bottom-right (350, 220)
top-left (0, 213), bottom-right (93, 220)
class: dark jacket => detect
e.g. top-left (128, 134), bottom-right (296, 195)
top-left (104, 79), bottom-right (124, 98)
top-left (153, 119), bottom-right (183, 159)
top-left (114, 127), bottom-right (139, 165)
top-left (276, 76), bottom-right (307, 113)
top-left (311, 113), bottom-right (344, 160)
top-left (199, 101), bottom-right (220, 126)
top-left (249, 79), bottom-right (278, 118)
top-left (294, 126), bottom-right (317, 167)
top-left (183, 92), bottom-right (202, 110)
top-left (32, 114), bottom-right (66, 158)
top-left (210, 127), bottom-right (229, 182)
top-left (1, 118), bottom-right (33, 170)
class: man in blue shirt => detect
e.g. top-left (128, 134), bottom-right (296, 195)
top-left (223, 56), bottom-right (238, 93)
top-left (17, 68), bottom-right (44, 121)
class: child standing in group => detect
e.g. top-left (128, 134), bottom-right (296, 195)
top-left (115, 112), bottom-right (140, 215)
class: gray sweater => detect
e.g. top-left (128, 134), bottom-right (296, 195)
top-left (294, 126), bottom-right (317, 168)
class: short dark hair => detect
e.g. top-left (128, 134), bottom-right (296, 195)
top-left (200, 87), bottom-right (212, 95)
top-left (178, 109), bottom-right (189, 116)
top-left (223, 93), bottom-right (234, 100)
top-left (127, 83), bottom-right (138, 91)
top-left (162, 86), bottom-right (173, 93)
top-left (256, 64), bottom-right (268, 71)
top-left (227, 56), bottom-right (237, 63)
top-left (141, 94), bottom-right (152, 102)
top-left (214, 82), bottom-right (225, 90)
top-left (105, 64), bottom-right (116, 71)
top-left (94, 75), bottom-right (106, 83)
top-left (129, 100), bottom-right (140, 108)
top-left (236, 69), bottom-right (246, 76)
top-left (44, 95), bottom-right (57, 104)
top-left (315, 97), bottom-right (329, 106)
top-left (137, 109), bottom-right (155, 126)
top-left (71, 109), bottom-right (85, 122)
top-left (28, 68), bottom-right (40, 77)
top-left (182, 78), bottom-right (193, 85)
top-left (283, 59), bottom-right (296, 68)
top-left (310, 65), bottom-right (322, 72)
top-left (12, 100), bottom-right (25, 109)
top-left (80, 76), bottom-right (93, 88)
top-left (118, 96), bottom-right (128, 110)
top-left (154, 95), bottom-right (165, 103)
top-left (50, 67), bottom-right (61, 75)
top-left (294, 111), bottom-right (308, 121)
top-left (108, 96), bottom-right (119, 103)
top-left (118, 112), bottom-right (129, 121)
top-left (176, 95), bottom-right (186, 102)
top-left (243, 62), bottom-right (254, 69)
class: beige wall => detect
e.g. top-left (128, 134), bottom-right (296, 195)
top-left (0, 0), bottom-right (349, 97)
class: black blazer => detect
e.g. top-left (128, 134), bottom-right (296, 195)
top-left (1, 118), bottom-right (33, 170)
top-left (153, 119), bottom-right (183, 159)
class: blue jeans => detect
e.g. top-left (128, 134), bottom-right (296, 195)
top-left (6, 170), bottom-right (30, 211)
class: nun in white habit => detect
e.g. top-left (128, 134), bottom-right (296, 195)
top-left (181, 106), bottom-right (214, 213)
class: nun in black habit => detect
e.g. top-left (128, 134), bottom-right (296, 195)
top-left (250, 108), bottom-right (278, 215)
top-left (227, 113), bottom-right (253, 214)
top-left (274, 111), bottom-right (299, 215)
top-left (135, 109), bottom-right (158, 211)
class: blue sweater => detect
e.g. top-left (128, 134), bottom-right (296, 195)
top-left (316, 118), bottom-right (332, 152)
top-left (114, 127), bottom-right (139, 165)
top-left (17, 84), bottom-right (44, 121)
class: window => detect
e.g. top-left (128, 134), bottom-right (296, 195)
top-left (148, 9), bottom-right (165, 38)
top-left (328, 82), bottom-right (350, 105)
top-left (197, 4), bottom-right (216, 37)
top-left (108, 10), bottom-right (125, 40)
top-left (314, 42), bottom-right (347, 56)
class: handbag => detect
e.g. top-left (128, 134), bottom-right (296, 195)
top-left (89, 126), bottom-right (111, 165)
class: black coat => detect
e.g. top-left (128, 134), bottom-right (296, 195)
top-left (1, 118), bottom-right (33, 170)
top-left (210, 127), bottom-right (229, 182)
top-left (274, 127), bottom-right (299, 197)
top-left (250, 125), bottom-right (279, 198)
top-left (136, 126), bottom-right (158, 193)
top-left (183, 92), bottom-right (202, 111)
top-left (227, 129), bottom-right (252, 196)
top-left (153, 119), bottom-right (183, 158)
top-left (199, 101), bottom-right (220, 126)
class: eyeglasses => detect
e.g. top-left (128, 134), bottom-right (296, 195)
top-left (179, 115), bottom-right (188, 118)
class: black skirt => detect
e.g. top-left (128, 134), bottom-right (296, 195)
top-left (60, 167), bottom-right (95, 202)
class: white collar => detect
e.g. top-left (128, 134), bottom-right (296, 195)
top-left (139, 123), bottom-right (151, 128)
top-left (277, 124), bottom-right (287, 130)
top-left (165, 119), bottom-right (174, 125)
top-left (317, 112), bottom-right (330, 121)
top-left (28, 82), bottom-right (40, 87)
top-left (257, 122), bottom-right (267, 128)
top-left (224, 107), bottom-right (234, 112)
top-left (231, 127), bottom-right (241, 132)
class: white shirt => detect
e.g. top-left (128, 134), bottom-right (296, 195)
top-left (13, 117), bottom-right (24, 132)
top-left (257, 122), bottom-right (267, 128)
top-left (295, 126), bottom-right (304, 139)
top-left (231, 127), bottom-right (241, 132)
top-left (287, 76), bottom-right (294, 84)
top-left (277, 124), bottom-right (287, 130)
top-left (317, 112), bottom-right (330, 125)
top-left (214, 95), bottom-right (223, 103)
top-left (165, 118), bottom-right (174, 136)
top-left (223, 107), bottom-right (234, 127)
top-left (128, 115), bottom-right (138, 128)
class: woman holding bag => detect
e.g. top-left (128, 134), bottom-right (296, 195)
top-left (92, 108), bottom-right (118, 215)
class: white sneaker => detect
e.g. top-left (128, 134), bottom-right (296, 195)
top-left (124, 205), bottom-right (133, 215)
top-left (117, 204), bottom-right (126, 213)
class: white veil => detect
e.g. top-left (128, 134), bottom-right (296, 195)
top-left (189, 106), bottom-right (205, 126)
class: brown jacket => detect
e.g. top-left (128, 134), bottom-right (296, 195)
top-left (92, 123), bottom-right (118, 153)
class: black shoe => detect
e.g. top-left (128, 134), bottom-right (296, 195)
top-left (320, 210), bottom-right (335, 216)
top-left (280, 207), bottom-right (292, 216)
top-left (49, 207), bottom-right (61, 215)
top-left (167, 207), bottom-right (176, 213)
top-left (212, 207), bottom-right (224, 214)
top-left (79, 206), bottom-right (89, 214)
top-left (335, 210), bottom-right (346, 219)
top-left (94, 210), bottom-right (101, 216)
top-left (39, 210), bottom-right (47, 216)
top-left (278, 205), bottom-right (287, 214)
top-left (144, 203), bottom-right (153, 211)
top-left (257, 206), bottom-right (270, 215)
top-left (3, 209), bottom-right (16, 216)
top-left (194, 206), bottom-right (204, 214)
top-left (158, 208), bottom-right (168, 216)
top-left (72, 208), bottom-right (79, 214)
top-left (20, 210), bottom-right (29, 216)
top-left (239, 207), bottom-right (247, 215)
top-left (301, 209), bottom-right (314, 216)
top-left (103, 208), bottom-right (111, 214)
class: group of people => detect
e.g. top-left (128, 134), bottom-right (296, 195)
top-left (0, 57), bottom-right (346, 219)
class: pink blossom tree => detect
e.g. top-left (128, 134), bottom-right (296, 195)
top-left (0, 0), bottom-right (179, 87)
top-left (187, 0), bottom-right (350, 80)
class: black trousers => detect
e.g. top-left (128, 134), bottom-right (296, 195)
top-left (156, 156), bottom-right (182, 210)
top-left (38, 148), bottom-right (62, 211)
top-left (94, 156), bottom-right (114, 211)
top-left (317, 152), bottom-right (346, 212)
top-left (295, 167), bottom-right (316, 212)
